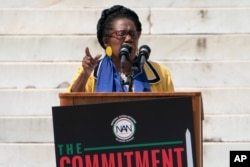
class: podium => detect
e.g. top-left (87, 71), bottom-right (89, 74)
top-left (58, 92), bottom-right (203, 167)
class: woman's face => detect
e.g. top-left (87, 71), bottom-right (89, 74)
top-left (104, 18), bottom-right (141, 62)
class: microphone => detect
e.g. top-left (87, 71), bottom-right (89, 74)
top-left (119, 45), bottom-right (132, 71)
top-left (139, 45), bottom-right (151, 69)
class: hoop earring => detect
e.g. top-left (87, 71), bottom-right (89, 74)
top-left (105, 46), bottom-right (112, 57)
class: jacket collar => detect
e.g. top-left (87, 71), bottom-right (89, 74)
top-left (94, 60), bottom-right (161, 84)
top-left (144, 61), bottom-right (161, 84)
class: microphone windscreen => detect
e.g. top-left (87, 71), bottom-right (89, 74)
top-left (139, 45), bottom-right (151, 60)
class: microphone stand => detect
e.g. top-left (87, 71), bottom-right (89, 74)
top-left (120, 64), bottom-right (138, 92)
top-left (120, 45), bottom-right (151, 92)
top-left (127, 66), bottom-right (137, 92)
top-left (127, 75), bottom-right (133, 92)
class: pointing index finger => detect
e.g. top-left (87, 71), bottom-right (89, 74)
top-left (85, 47), bottom-right (92, 58)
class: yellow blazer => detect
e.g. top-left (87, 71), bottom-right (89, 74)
top-left (67, 60), bottom-right (174, 92)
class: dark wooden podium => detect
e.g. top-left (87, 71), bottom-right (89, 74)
top-left (59, 92), bottom-right (203, 167)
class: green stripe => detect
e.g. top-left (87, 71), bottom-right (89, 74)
top-left (84, 141), bottom-right (183, 151)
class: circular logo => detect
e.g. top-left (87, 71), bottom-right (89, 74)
top-left (111, 115), bottom-right (136, 142)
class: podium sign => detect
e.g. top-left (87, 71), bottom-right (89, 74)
top-left (52, 97), bottom-right (197, 167)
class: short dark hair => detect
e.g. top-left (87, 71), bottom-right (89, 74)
top-left (97, 5), bottom-right (142, 49)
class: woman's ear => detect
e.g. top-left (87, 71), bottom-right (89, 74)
top-left (103, 38), bottom-right (109, 48)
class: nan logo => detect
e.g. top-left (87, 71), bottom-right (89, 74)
top-left (230, 151), bottom-right (250, 167)
top-left (111, 115), bottom-right (136, 142)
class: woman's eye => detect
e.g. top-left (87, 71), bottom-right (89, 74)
top-left (118, 30), bottom-right (126, 36)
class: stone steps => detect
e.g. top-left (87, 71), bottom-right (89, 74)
top-left (1, 8), bottom-right (250, 35)
top-left (0, 1), bottom-right (250, 166)
top-left (0, 61), bottom-right (249, 88)
top-left (1, 88), bottom-right (250, 116)
top-left (1, 35), bottom-right (250, 61)
top-left (2, 0), bottom-right (250, 8)
top-left (1, 1), bottom-right (250, 7)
